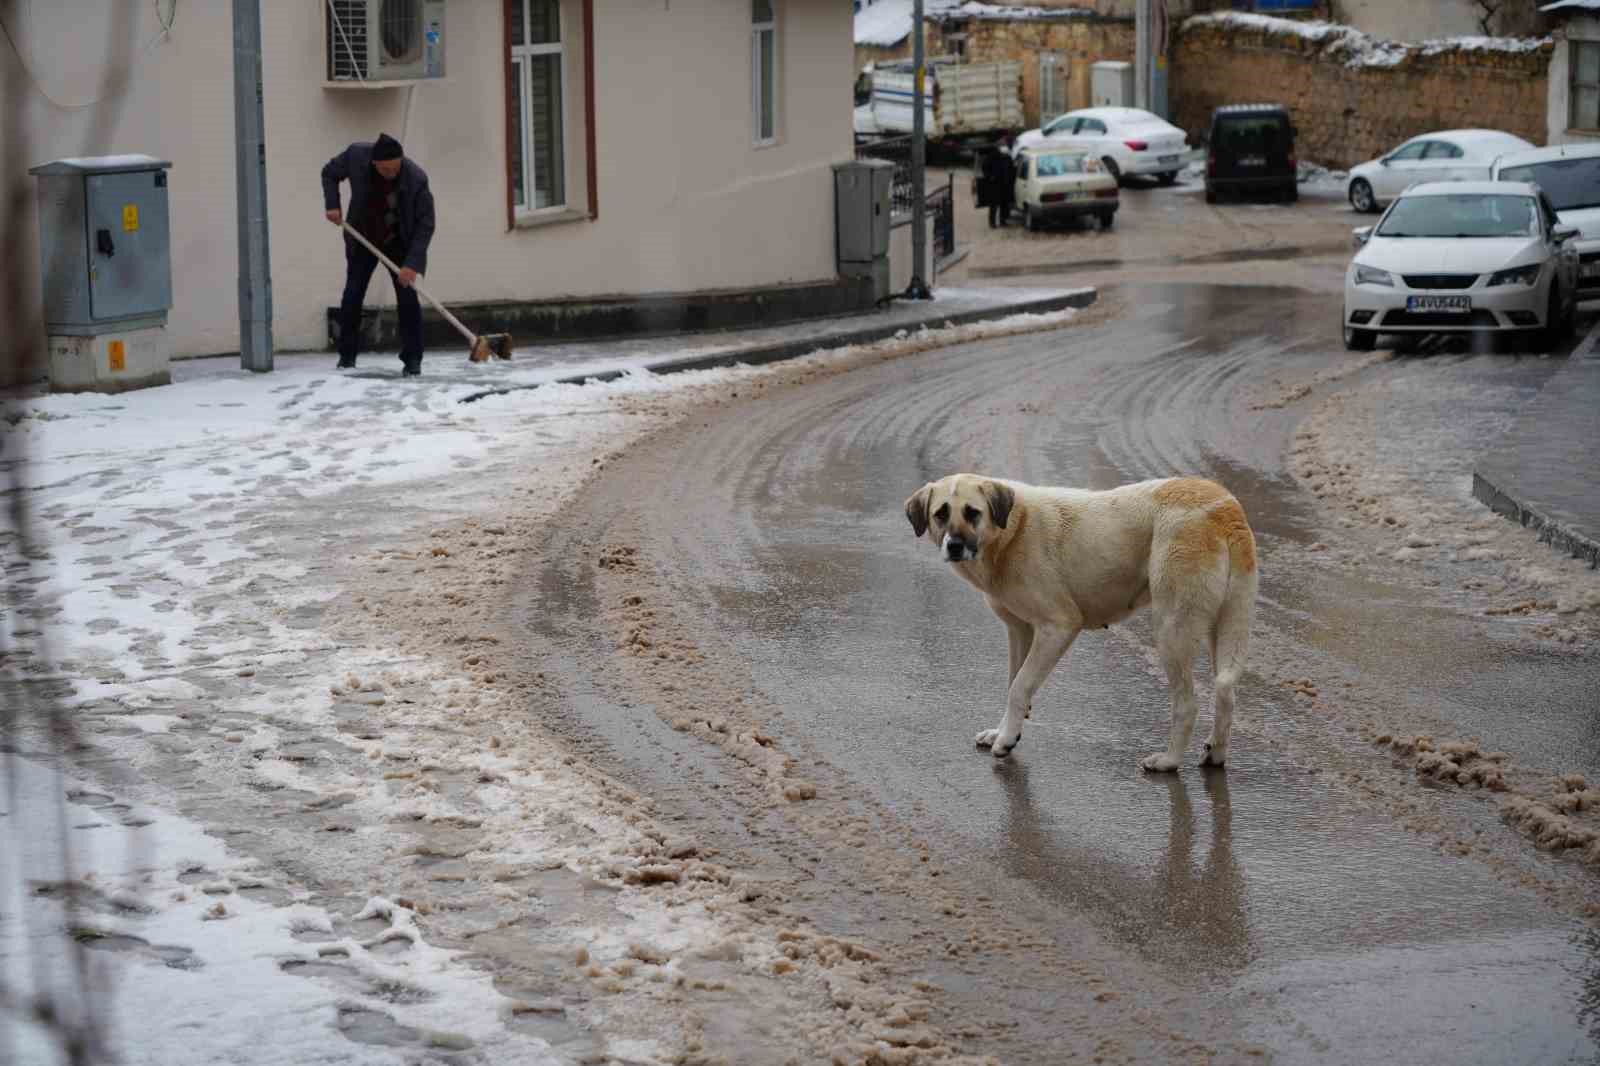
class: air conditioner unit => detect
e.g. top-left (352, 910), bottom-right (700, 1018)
top-left (326, 0), bottom-right (445, 86)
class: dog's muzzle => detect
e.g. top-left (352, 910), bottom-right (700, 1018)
top-left (942, 533), bottom-right (975, 562)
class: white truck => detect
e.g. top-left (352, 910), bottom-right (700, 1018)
top-left (855, 58), bottom-right (1024, 155)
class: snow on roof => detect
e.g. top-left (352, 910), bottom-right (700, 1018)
top-left (855, 0), bottom-right (916, 48)
top-left (1183, 11), bottom-right (1550, 70)
top-left (854, 0), bottom-right (1093, 47)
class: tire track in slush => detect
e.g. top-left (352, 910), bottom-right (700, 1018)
top-left (529, 285), bottom-right (1600, 1064)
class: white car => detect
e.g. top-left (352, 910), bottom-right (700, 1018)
top-left (1346, 129), bottom-right (1534, 214)
top-left (1492, 142), bottom-right (1600, 301)
top-left (1014, 107), bottom-right (1193, 186)
top-left (1012, 146), bottom-right (1119, 231)
top-left (1342, 181), bottom-right (1579, 352)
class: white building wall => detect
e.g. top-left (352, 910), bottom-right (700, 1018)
top-left (1549, 18), bottom-right (1600, 147)
top-left (5, 0), bottom-right (854, 362)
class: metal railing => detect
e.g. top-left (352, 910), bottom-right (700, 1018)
top-left (856, 135), bottom-right (915, 217)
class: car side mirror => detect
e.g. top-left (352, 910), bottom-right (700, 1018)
top-left (1554, 223), bottom-right (1579, 244)
top-left (1379, 157), bottom-right (1391, 167)
top-left (1352, 226), bottom-right (1373, 250)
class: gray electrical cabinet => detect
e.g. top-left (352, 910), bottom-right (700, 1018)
top-left (29, 155), bottom-right (174, 393)
top-left (30, 154), bottom-right (173, 333)
top-left (833, 159), bottom-right (893, 302)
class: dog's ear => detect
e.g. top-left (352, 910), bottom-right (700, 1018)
top-left (983, 480), bottom-right (1015, 530)
top-left (904, 484), bottom-right (932, 538)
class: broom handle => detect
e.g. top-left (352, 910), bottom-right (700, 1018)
top-left (340, 221), bottom-right (479, 347)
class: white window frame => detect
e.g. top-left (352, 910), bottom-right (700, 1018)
top-left (511, 0), bottom-right (567, 215)
top-left (752, 2), bottom-right (778, 146)
top-left (1571, 39), bottom-right (1600, 133)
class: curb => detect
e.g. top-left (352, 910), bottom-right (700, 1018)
top-left (1472, 471), bottom-right (1600, 570)
top-left (458, 289), bottom-right (1098, 404)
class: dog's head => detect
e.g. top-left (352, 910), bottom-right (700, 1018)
top-left (904, 475), bottom-right (1015, 564)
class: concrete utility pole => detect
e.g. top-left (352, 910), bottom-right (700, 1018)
top-left (233, 0), bottom-right (274, 371)
top-left (906, 0), bottom-right (932, 300)
top-left (1135, 0), bottom-right (1151, 112)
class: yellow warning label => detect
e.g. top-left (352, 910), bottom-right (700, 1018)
top-left (122, 204), bottom-right (139, 232)
top-left (108, 340), bottom-right (126, 371)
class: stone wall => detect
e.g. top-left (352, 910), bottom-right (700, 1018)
top-left (1171, 15), bottom-right (1552, 168)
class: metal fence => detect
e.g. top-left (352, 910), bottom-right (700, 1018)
top-left (855, 136), bottom-right (957, 261)
top-left (855, 135), bottom-right (915, 216)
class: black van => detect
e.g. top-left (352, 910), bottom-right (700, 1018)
top-left (1205, 104), bottom-right (1298, 204)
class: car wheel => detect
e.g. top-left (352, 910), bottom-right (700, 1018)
top-left (1205, 186), bottom-right (1218, 205)
top-left (1023, 205), bottom-right (1037, 232)
top-left (1100, 211), bottom-right (1115, 230)
top-left (1102, 156), bottom-right (1123, 186)
top-left (1158, 170), bottom-right (1178, 186)
top-left (1343, 320), bottom-right (1377, 352)
top-left (1349, 178), bottom-right (1377, 214)
top-left (1284, 183), bottom-right (1300, 203)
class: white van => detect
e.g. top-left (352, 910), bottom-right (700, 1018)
top-left (1492, 143), bottom-right (1600, 299)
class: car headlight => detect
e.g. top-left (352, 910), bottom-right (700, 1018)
top-left (1487, 263), bottom-right (1541, 287)
top-left (1354, 264), bottom-right (1394, 287)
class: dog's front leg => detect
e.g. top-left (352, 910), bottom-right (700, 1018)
top-left (976, 626), bottom-right (1078, 758)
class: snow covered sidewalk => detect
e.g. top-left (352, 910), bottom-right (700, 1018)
top-left (2, 298), bottom-right (1090, 1065)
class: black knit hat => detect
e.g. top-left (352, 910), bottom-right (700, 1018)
top-left (372, 133), bottom-right (403, 161)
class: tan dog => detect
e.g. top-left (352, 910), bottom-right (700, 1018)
top-left (904, 474), bottom-right (1258, 771)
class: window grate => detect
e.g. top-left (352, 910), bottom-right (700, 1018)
top-left (328, 0), bottom-right (369, 80)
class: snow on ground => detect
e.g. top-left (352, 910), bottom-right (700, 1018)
top-left (2, 307), bottom-right (1084, 1063)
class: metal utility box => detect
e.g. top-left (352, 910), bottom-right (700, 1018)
top-left (1091, 61), bottom-right (1134, 108)
top-left (833, 159), bottom-right (894, 303)
top-left (29, 155), bottom-right (174, 393)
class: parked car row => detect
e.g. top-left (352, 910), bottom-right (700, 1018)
top-left (1339, 131), bottom-right (1600, 352)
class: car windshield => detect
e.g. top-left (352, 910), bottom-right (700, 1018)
top-left (1498, 156), bottom-right (1600, 211)
top-left (1034, 154), bottom-right (1088, 176)
top-left (1216, 116), bottom-right (1287, 154)
top-left (1376, 193), bottom-right (1538, 238)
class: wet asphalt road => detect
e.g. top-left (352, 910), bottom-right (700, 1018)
top-left (529, 283), bottom-right (1600, 1063)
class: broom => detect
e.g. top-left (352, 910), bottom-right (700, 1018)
top-left (340, 222), bottom-right (512, 362)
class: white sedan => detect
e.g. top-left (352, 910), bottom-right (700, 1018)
top-left (1342, 181), bottom-right (1579, 352)
top-left (1014, 107), bottom-right (1194, 186)
top-left (1345, 129), bottom-right (1533, 214)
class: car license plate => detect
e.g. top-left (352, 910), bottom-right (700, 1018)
top-left (1583, 263), bottom-right (1600, 279)
top-left (1240, 156), bottom-right (1266, 167)
top-left (1158, 154), bottom-right (1179, 164)
top-left (1406, 295), bottom-right (1471, 313)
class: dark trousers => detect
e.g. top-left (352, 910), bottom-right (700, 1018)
top-left (339, 242), bottom-right (422, 366)
top-left (988, 202), bottom-right (1010, 227)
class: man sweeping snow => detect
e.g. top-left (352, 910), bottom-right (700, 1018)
top-left (321, 133), bottom-right (436, 376)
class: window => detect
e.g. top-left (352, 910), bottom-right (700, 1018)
top-left (509, 0), bottom-right (565, 212)
top-left (1388, 140), bottom-right (1429, 162)
top-left (1571, 40), bottom-right (1600, 131)
top-left (753, 0), bottom-right (777, 144)
top-left (1079, 119), bottom-right (1107, 136)
top-left (1422, 141), bottom-right (1464, 160)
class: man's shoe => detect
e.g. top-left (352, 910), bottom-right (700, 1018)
top-left (336, 356), bottom-right (357, 369)
top-left (401, 362), bottom-right (421, 377)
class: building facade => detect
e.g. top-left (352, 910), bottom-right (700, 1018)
top-left (6, 0), bottom-right (854, 367)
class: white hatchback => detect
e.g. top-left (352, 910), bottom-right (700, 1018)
top-left (1014, 106), bottom-right (1194, 186)
top-left (1492, 143), bottom-right (1600, 301)
top-left (1342, 181), bottom-right (1579, 351)
top-left (1346, 129), bottom-right (1534, 214)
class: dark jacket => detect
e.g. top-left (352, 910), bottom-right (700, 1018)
top-left (321, 142), bottom-right (436, 274)
top-left (978, 147), bottom-right (1015, 208)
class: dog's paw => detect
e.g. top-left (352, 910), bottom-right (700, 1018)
top-left (1140, 752), bottom-right (1181, 773)
top-left (1201, 742), bottom-right (1227, 767)
top-left (975, 728), bottom-right (1021, 758)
